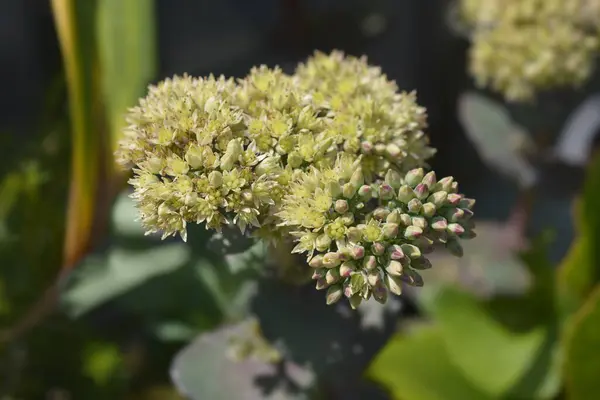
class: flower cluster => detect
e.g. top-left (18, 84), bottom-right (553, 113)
top-left (460, 0), bottom-right (600, 101)
top-left (279, 155), bottom-right (475, 309)
top-left (116, 51), bottom-right (476, 307)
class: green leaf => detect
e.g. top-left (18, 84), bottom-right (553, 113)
top-left (557, 155), bottom-right (600, 321)
top-left (458, 92), bottom-right (536, 187)
top-left (564, 284), bottom-right (600, 400)
top-left (51, 0), bottom-right (105, 268)
top-left (170, 320), bottom-right (315, 400)
top-left (96, 0), bottom-right (156, 157)
top-left (60, 243), bottom-right (190, 317)
top-left (366, 326), bottom-right (492, 400)
top-left (430, 287), bottom-right (546, 397)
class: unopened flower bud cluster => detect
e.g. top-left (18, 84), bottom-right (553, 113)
top-left (117, 51), bottom-right (476, 307)
top-left (279, 156), bottom-right (475, 309)
top-left (460, 0), bottom-right (600, 101)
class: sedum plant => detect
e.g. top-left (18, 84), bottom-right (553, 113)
top-left (116, 51), bottom-right (476, 308)
top-left (459, 0), bottom-right (600, 101)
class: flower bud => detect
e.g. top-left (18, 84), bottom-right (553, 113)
top-left (400, 244), bottom-right (421, 259)
top-left (422, 171), bottom-right (436, 187)
top-left (309, 255), bottom-right (324, 268)
top-left (400, 213), bottom-right (412, 226)
top-left (447, 193), bottom-right (462, 206)
top-left (350, 168), bottom-right (364, 188)
top-left (316, 278), bottom-right (330, 290)
top-left (405, 168), bottom-right (424, 187)
top-left (416, 236), bottom-right (435, 254)
top-left (208, 171), bottom-right (223, 188)
top-left (363, 255), bottom-right (378, 270)
top-left (379, 183), bottom-right (395, 200)
top-left (459, 197), bottom-right (476, 210)
top-left (428, 191), bottom-right (448, 207)
top-left (436, 176), bottom-right (454, 192)
top-left (386, 260), bottom-right (404, 277)
top-left (386, 143), bottom-right (401, 158)
top-left (388, 244), bottom-right (405, 260)
top-left (447, 223), bottom-right (465, 236)
top-left (412, 216), bottom-right (427, 230)
top-left (361, 141), bottom-right (373, 154)
top-left (358, 185), bottom-right (373, 199)
top-left (413, 183), bottom-right (429, 200)
top-left (431, 216), bottom-right (448, 231)
top-left (374, 143), bottom-right (386, 154)
top-left (326, 284), bottom-right (343, 305)
top-left (312, 268), bottom-right (326, 280)
top-left (422, 202), bottom-right (436, 218)
top-left (322, 252), bottom-right (341, 268)
top-left (381, 209), bottom-right (398, 224)
top-left (407, 198), bottom-right (422, 213)
top-left (372, 242), bottom-right (386, 256)
top-left (447, 208), bottom-right (465, 222)
top-left (327, 180), bottom-right (342, 198)
top-left (404, 225), bottom-right (423, 240)
top-left (372, 282), bottom-right (388, 304)
top-left (326, 268), bottom-right (341, 285)
top-left (385, 274), bottom-right (403, 295)
top-left (450, 182), bottom-right (458, 192)
top-left (462, 209), bottom-right (474, 220)
top-left (349, 294), bottom-right (363, 309)
top-left (342, 183), bottom-right (357, 199)
top-left (446, 239), bottom-right (463, 257)
top-left (340, 261), bottom-right (356, 277)
top-left (384, 169), bottom-right (403, 189)
top-left (346, 227), bottom-right (362, 243)
top-left (382, 223), bottom-right (399, 239)
top-left (373, 207), bottom-right (389, 221)
top-left (316, 234), bottom-right (332, 252)
top-left (287, 151), bottom-right (304, 168)
top-left (367, 270), bottom-right (382, 287)
top-left (334, 199), bottom-right (349, 214)
top-left (397, 185), bottom-right (415, 203)
top-left (411, 256), bottom-right (432, 270)
top-left (337, 247), bottom-right (351, 261)
top-left (400, 269), bottom-right (423, 287)
top-left (350, 245), bottom-right (365, 260)
top-left (146, 156), bottom-right (164, 174)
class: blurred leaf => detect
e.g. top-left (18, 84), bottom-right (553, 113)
top-left (430, 287), bottom-right (547, 397)
top-left (249, 279), bottom-right (403, 397)
top-left (563, 284), bottom-right (600, 400)
top-left (111, 190), bottom-right (146, 239)
top-left (458, 92), bottom-right (537, 187)
top-left (61, 243), bottom-right (190, 317)
top-left (97, 0), bottom-right (156, 158)
top-left (51, 0), bottom-right (104, 268)
top-left (415, 221), bottom-right (530, 311)
top-left (366, 326), bottom-right (492, 400)
top-left (557, 155), bottom-right (600, 321)
top-left (170, 320), bottom-right (314, 400)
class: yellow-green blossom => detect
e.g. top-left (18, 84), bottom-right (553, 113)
top-left (460, 0), bottom-right (600, 101)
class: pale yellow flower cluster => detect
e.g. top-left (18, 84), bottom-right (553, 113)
top-left (116, 51), bottom-right (476, 307)
top-left (461, 0), bottom-right (600, 101)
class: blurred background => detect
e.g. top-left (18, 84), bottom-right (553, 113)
top-left (1, 0), bottom-right (600, 399)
